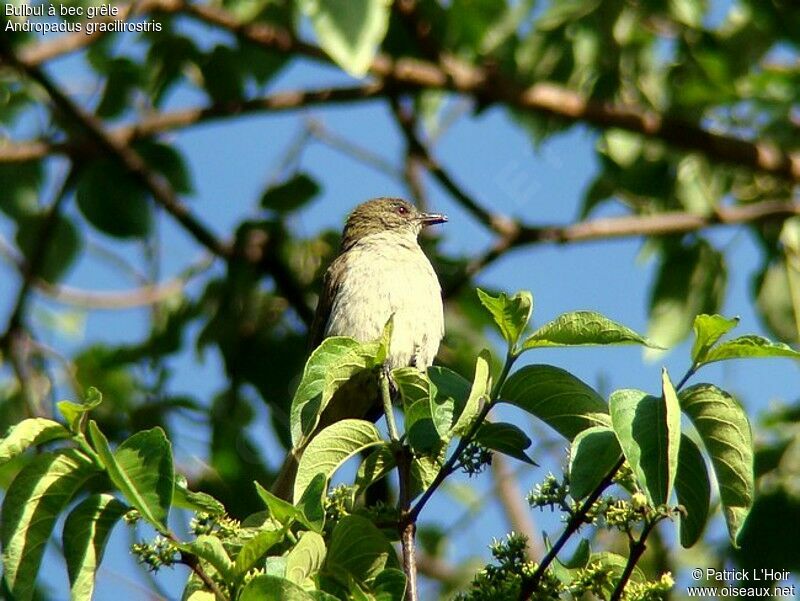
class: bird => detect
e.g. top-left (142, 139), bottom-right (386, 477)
top-left (271, 197), bottom-right (447, 500)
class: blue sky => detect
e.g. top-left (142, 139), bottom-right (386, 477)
top-left (3, 11), bottom-right (799, 599)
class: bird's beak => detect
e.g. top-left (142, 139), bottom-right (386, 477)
top-left (419, 212), bottom-right (448, 226)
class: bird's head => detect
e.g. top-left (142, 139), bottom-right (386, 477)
top-left (341, 198), bottom-right (447, 250)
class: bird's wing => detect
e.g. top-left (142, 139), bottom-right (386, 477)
top-left (308, 252), bottom-right (347, 351)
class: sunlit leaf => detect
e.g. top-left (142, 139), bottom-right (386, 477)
top-left (569, 426), bottom-right (621, 500)
top-left (679, 384), bottom-right (754, 546)
top-left (500, 365), bottom-right (610, 440)
top-left (294, 419), bottom-right (382, 502)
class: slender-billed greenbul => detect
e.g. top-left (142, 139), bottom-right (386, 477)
top-left (271, 197), bottom-right (447, 500)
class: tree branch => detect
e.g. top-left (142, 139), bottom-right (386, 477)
top-left (0, 83), bottom-right (386, 164)
top-left (0, 38), bottom-right (231, 261)
top-left (177, 0), bottom-right (800, 181)
top-left (15, 0), bottom-right (800, 183)
top-left (609, 519), bottom-right (660, 601)
top-left (518, 457), bottom-right (625, 601)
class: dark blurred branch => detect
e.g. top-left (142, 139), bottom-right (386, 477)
top-left (1, 171), bottom-right (71, 343)
top-left (389, 97), bottom-right (518, 236)
top-left (1, 38), bottom-right (317, 325)
top-left (0, 39), bottom-right (231, 261)
top-left (185, 0), bottom-right (800, 182)
top-left (0, 84), bottom-right (386, 164)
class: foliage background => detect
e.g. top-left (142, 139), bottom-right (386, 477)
top-left (1, 0), bottom-right (799, 598)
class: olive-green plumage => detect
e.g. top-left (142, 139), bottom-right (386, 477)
top-left (271, 197), bottom-right (446, 500)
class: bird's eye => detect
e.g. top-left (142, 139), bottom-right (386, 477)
top-left (396, 205), bottom-right (408, 215)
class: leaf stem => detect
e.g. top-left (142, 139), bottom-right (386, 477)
top-left (409, 352), bottom-right (518, 522)
top-left (381, 369), bottom-right (400, 442)
top-left (675, 364), bottom-right (698, 391)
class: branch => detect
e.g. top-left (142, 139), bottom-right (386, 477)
top-left (182, 0), bottom-right (800, 182)
top-left (17, 0), bottom-right (176, 65)
top-left (396, 446), bottom-right (418, 601)
top-left (518, 457), bottom-right (625, 601)
top-left (0, 83), bottom-right (386, 164)
top-left (609, 519), bottom-right (660, 601)
top-left (2, 170), bottom-right (71, 343)
top-left (0, 38), bottom-right (231, 261)
top-left (389, 97), bottom-right (517, 236)
top-left (445, 200), bottom-right (800, 296)
top-left (1, 37), bottom-right (318, 325)
top-left (17, 0), bottom-right (800, 183)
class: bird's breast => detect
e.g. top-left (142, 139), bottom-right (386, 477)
top-left (324, 236), bottom-right (444, 369)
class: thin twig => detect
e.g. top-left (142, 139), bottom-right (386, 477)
top-left (518, 457), bottom-right (625, 600)
top-left (306, 118), bottom-right (403, 179)
top-left (609, 519), bottom-right (660, 601)
top-left (178, 552), bottom-right (229, 601)
top-left (0, 38), bottom-right (230, 261)
top-left (397, 445), bottom-right (418, 601)
top-left (2, 170), bottom-right (71, 342)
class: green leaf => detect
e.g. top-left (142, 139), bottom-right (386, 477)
top-left (173, 476), bottom-right (225, 516)
top-left (285, 531), bottom-right (326, 585)
top-left (392, 367), bottom-right (435, 411)
top-left (290, 337), bottom-right (376, 447)
top-left (254, 481), bottom-right (318, 531)
top-left (674, 435), bottom-right (710, 548)
top-left (404, 399), bottom-right (440, 454)
top-left (299, 0), bottom-right (391, 77)
top-left (476, 288), bottom-right (533, 351)
top-left (560, 538), bottom-right (591, 570)
top-left (699, 335), bottom-right (800, 366)
top-left (646, 240), bottom-right (726, 352)
top-left (200, 45), bottom-right (244, 103)
top-left (754, 260), bottom-right (796, 343)
top-left (261, 173), bottom-right (321, 213)
top-left (450, 350), bottom-right (491, 437)
top-left (239, 574), bottom-right (317, 601)
top-left (691, 314), bottom-right (740, 364)
top-left (590, 552), bottom-right (645, 597)
top-left (0, 160), bottom-right (42, 219)
top-left (373, 568), bottom-right (407, 601)
top-left (500, 365), bottom-right (610, 440)
top-left (57, 387), bottom-right (103, 433)
top-left (2, 450), bottom-right (97, 601)
top-left (609, 370), bottom-right (681, 505)
top-left (136, 141), bottom-right (193, 194)
top-left (522, 311), bottom-right (657, 349)
top-left (475, 422), bottom-right (536, 465)
top-left (679, 384), bottom-right (754, 546)
top-left (76, 160), bottom-right (152, 239)
top-left (15, 212), bottom-right (81, 283)
top-left (180, 535), bottom-right (234, 582)
top-left (62, 493), bottom-right (127, 601)
top-left (233, 529), bottom-right (283, 580)
top-left (355, 443), bottom-right (396, 496)
top-left (294, 419), bottom-right (382, 502)
top-left (568, 426), bottom-right (622, 500)
top-left (88, 422), bottom-right (174, 531)
top-left (326, 515), bottom-right (395, 582)
top-left (0, 418), bottom-right (70, 467)
top-left (296, 473), bottom-right (327, 533)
